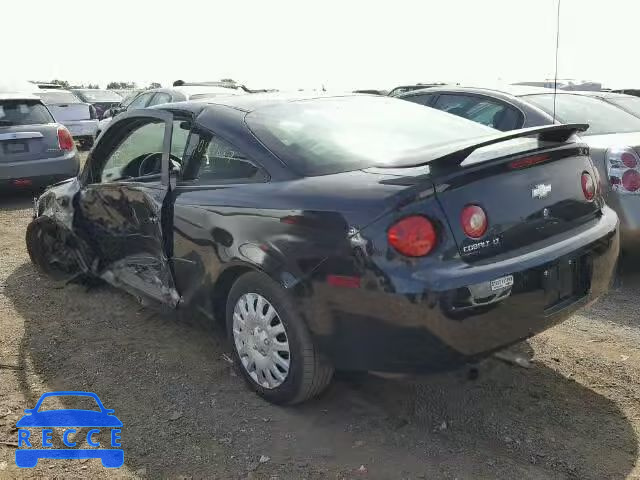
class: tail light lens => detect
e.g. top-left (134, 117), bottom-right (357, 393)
top-left (89, 105), bottom-right (97, 120)
top-left (622, 170), bottom-right (640, 192)
top-left (461, 205), bottom-right (487, 238)
top-left (387, 216), bottom-right (437, 257)
top-left (57, 127), bottom-right (75, 151)
top-left (607, 147), bottom-right (640, 194)
top-left (581, 172), bottom-right (596, 200)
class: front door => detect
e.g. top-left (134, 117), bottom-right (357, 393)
top-left (75, 109), bottom-right (181, 306)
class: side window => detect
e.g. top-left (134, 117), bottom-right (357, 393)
top-left (100, 122), bottom-right (165, 183)
top-left (181, 130), bottom-right (264, 183)
top-left (404, 94), bottom-right (434, 106)
top-left (433, 94), bottom-right (521, 131)
top-left (147, 93), bottom-right (171, 106)
top-left (127, 93), bottom-right (153, 110)
top-left (98, 119), bottom-right (189, 183)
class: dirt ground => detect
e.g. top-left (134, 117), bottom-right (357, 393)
top-left (1, 185), bottom-right (639, 479)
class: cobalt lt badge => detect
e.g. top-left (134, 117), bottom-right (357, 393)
top-left (532, 183), bottom-right (552, 199)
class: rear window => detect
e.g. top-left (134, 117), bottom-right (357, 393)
top-left (523, 94), bottom-right (640, 135)
top-left (36, 91), bottom-right (81, 104)
top-left (246, 96), bottom-right (495, 175)
top-left (75, 90), bottom-right (122, 102)
top-left (606, 95), bottom-right (640, 119)
top-left (0, 100), bottom-right (54, 126)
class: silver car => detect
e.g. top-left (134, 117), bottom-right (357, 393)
top-left (400, 86), bottom-right (640, 252)
top-left (519, 91), bottom-right (640, 251)
top-left (0, 93), bottom-right (79, 190)
top-left (34, 89), bottom-right (98, 149)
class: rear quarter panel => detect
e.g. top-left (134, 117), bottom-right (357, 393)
top-left (169, 171), bottom-right (412, 309)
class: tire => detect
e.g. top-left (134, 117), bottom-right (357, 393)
top-left (226, 271), bottom-right (333, 404)
top-left (26, 217), bottom-right (81, 280)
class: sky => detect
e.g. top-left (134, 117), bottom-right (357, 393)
top-left (4, 0), bottom-right (639, 91)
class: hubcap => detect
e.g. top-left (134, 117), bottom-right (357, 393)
top-left (232, 293), bottom-right (290, 389)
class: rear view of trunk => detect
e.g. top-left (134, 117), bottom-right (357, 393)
top-left (0, 127), bottom-right (65, 163)
top-left (46, 103), bottom-right (92, 122)
top-left (0, 99), bottom-right (63, 163)
top-left (434, 143), bottom-right (601, 261)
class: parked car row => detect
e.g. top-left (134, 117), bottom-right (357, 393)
top-left (4, 74), bottom-right (638, 404)
top-left (96, 83), bottom-right (245, 138)
top-left (34, 89), bottom-right (99, 149)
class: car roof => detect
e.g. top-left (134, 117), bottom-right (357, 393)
top-left (163, 92), bottom-right (367, 115)
top-left (35, 88), bottom-right (75, 94)
top-left (561, 90), bottom-right (635, 99)
top-left (173, 85), bottom-right (244, 97)
top-left (399, 84), bottom-right (553, 98)
top-left (0, 92), bottom-right (40, 101)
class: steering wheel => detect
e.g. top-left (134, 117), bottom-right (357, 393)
top-left (138, 152), bottom-right (182, 177)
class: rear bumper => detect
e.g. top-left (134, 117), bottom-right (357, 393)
top-left (63, 120), bottom-right (98, 138)
top-left (304, 206), bottom-right (619, 373)
top-left (0, 151), bottom-right (79, 188)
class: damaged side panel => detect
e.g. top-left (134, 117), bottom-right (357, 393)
top-left (28, 177), bottom-right (180, 307)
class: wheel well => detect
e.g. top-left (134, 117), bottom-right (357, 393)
top-left (26, 217), bottom-right (84, 281)
top-left (211, 265), bottom-right (254, 325)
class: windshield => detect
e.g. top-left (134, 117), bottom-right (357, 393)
top-left (523, 94), bottom-right (640, 135)
top-left (606, 96), bottom-right (640, 119)
top-left (76, 90), bottom-right (122, 102)
top-left (246, 96), bottom-right (495, 175)
top-left (0, 100), bottom-right (54, 125)
top-left (36, 91), bottom-right (81, 105)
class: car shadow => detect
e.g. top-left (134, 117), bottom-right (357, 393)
top-left (0, 190), bottom-right (35, 211)
top-left (5, 262), bottom-right (638, 479)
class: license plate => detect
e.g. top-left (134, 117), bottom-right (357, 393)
top-left (4, 141), bottom-right (28, 154)
top-left (543, 257), bottom-right (585, 308)
top-left (490, 275), bottom-right (514, 291)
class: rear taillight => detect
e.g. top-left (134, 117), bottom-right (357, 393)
top-left (89, 105), bottom-right (97, 120)
top-left (581, 172), bottom-right (596, 200)
top-left (606, 147), bottom-right (640, 194)
top-left (387, 216), bottom-right (437, 257)
top-left (461, 205), bottom-right (487, 238)
top-left (622, 169), bottom-right (640, 192)
top-left (57, 127), bottom-right (75, 151)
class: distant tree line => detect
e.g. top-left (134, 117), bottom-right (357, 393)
top-left (49, 79), bottom-right (100, 89)
top-left (43, 80), bottom-right (163, 90)
top-left (107, 81), bottom-right (162, 90)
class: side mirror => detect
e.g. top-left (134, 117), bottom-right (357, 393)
top-left (102, 109), bottom-right (112, 119)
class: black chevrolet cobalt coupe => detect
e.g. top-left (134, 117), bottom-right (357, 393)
top-left (27, 93), bottom-right (619, 404)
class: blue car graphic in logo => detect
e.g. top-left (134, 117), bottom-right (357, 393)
top-left (15, 391), bottom-right (123, 468)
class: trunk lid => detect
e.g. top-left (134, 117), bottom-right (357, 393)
top-left (434, 142), bottom-right (601, 260)
top-left (373, 124), bottom-right (601, 261)
top-left (0, 124), bottom-right (64, 162)
top-left (46, 103), bottom-right (92, 122)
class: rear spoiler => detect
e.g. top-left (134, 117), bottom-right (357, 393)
top-left (377, 123), bottom-right (588, 171)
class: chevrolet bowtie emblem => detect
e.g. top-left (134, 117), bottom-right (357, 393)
top-left (532, 184), bottom-right (552, 199)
